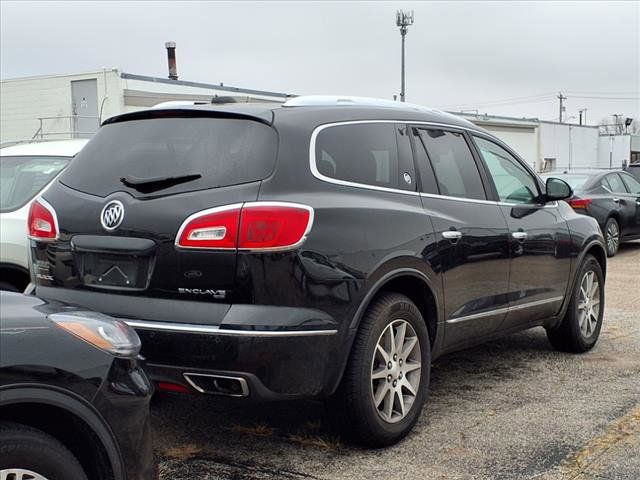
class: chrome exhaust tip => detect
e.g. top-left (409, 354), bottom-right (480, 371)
top-left (183, 372), bottom-right (249, 397)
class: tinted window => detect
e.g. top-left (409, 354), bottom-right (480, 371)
top-left (411, 127), bottom-right (440, 194)
top-left (61, 117), bottom-right (277, 198)
top-left (315, 123), bottom-right (405, 190)
top-left (474, 137), bottom-right (539, 204)
top-left (0, 156), bottom-right (69, 212)
top-left (417, 129), bottom-right (486, 200)
top-left (621, 173), bottom-right (640, 194)
top-left (605, 174), bottom-right (628, 193)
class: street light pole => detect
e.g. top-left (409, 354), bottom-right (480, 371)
top-left (396, 10), bottom-right (414, 102)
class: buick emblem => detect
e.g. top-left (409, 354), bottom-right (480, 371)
top-left (101, 201), bottom-right (124, 231)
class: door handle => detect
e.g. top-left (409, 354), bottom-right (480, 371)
top-left (442, 230), bottom-right (462, 241)
top-left (512, 231), bottom-right (528, 242)
top-left (612, 198), bottom-right (620, 203)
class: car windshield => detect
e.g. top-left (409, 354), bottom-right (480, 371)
top-left (542, 174), bottom-right (590, 192)
top-left (0, 155), bottom-right (70, 212)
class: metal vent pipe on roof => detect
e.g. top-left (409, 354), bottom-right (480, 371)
top-left (165, 41), bottom-right (178, 80)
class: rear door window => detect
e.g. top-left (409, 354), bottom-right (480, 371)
top-left (605, 174), bottom-right (628, 194)
top-left (621, 173), bottom-right (640, 194)
top-left (60, 117), bottom-right (278, 198)
top-left (0, 156), bottom-right (69, 212)
top-left (416, 128), bottom-right (486, 200)
top-left (315, 123), bottom-right (415, 191)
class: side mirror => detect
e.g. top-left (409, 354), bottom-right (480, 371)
top-left (545, 177), bottom-right (573, 201)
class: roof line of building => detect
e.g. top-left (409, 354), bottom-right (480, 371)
top-left (1, 68), bottom-right (120, 82)
top-left (120, 72), bottom-right (294, 99)
top-left (451, 110), bottom-right (600, 129)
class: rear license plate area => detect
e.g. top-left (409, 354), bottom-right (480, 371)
top-left (77, 252), bottom-right (153, 290)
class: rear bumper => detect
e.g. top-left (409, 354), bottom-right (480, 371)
top-left (133, 321), bottom-right (342, 401)
top-left (34, 287), bottom-right (346, 400)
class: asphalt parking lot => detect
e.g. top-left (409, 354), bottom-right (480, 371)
top-left (153, 242), bottom-right (640, 480)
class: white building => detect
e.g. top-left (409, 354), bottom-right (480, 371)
top-left (456, 112), bottom-right (637, 172)
top-left (2, 69), bottom-right (637, 172)
top-left (0, 69), bottom-right (290, 145)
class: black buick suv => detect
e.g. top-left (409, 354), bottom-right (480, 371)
top-left (29, 97), bottom-right (607, 446)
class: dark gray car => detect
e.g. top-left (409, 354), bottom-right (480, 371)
top-left (542, 170), bottom-right (640, 256)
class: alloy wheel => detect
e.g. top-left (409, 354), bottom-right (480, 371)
top-left (0, 469), bottom-right (50, 480)
top-left (606, 221), bottom-right (619, 254)
top-left (577, 270), bottom-right (601, 338)
top-left (370, 319), bottom-right (421, 424)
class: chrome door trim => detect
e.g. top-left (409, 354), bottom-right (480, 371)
top-left (446, 296), bottom-right (564, 324)
top-left (124, 319), bottom-right (337, 336)
top-left (308, 120), bottom-right (559, 208)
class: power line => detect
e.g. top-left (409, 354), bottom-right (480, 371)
top-left (436, 92), bottom-right (556, 109)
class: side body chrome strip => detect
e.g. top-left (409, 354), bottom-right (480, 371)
top-left (446, 296), bottom-right (564, 324)
top-left (124, 319), bottom-right (338, 337)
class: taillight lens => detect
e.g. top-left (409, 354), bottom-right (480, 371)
top-left (569, 198), bottom-right (592, 210)
top-left (176, 202), bottom-right (313, 251)
top-left (28, 199), bottom-right (58, 240)
top-left (176, 204), bottom-right (241, 249)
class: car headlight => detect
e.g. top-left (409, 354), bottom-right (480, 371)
top-left (49, 311), bottom-right (141, 357)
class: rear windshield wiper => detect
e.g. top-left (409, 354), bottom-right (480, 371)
top-left (120, 173), bottom-right (202, 193)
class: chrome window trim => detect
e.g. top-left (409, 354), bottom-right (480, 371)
top-left (124, 319), bottom-right (337, 336)
top-left (446, 296), bottom-right (564, 324)
top-left (308, 120), bottom-right (559, 208)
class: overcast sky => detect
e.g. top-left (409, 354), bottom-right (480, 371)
top-left (1, 1), bottom-right (638, 125)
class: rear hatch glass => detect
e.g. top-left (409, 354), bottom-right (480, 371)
top-left (1, 156), bottom-right (69, 212)
top-left (60, 117), bottom-right (277, 198)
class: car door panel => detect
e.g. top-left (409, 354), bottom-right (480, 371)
top-left (471, 135), bottom-right (571, 330)
top-left (411, 127), bottom-right (510, 348)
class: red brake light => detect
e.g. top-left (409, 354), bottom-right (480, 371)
top-left (28, 199), bottom-right (58, 240)
top-left (239, 203), bottom-right (313, 250)
top-left (176, 204), bottom-right (241, 249)
top-left (569, 198), bottom-right (592, 210)
top-left (176, 202), bottom-right (313, 251)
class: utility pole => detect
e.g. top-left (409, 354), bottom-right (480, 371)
top-left (396, 10), bottom-right (414, 102)
top-left (558, 92), bottom-right (567, 123)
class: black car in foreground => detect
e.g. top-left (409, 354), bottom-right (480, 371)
top-left (29, 96), bottom-right (607, 446)
top-left (541, 170), bottom-right (640, 256)
top-left (0, 292), bottom-right (155, 480)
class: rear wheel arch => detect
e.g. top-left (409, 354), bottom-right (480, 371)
top-left (0, 386), bottom-right (123, 480)
top-left (350, 270), bottom-right (440, 349)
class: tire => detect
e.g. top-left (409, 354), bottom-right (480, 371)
top-left (604, 217), bottom-right (620, 257)
top-left (328, 292), bottom-right (431, 447)
top-left (0, 281), bottom-right (20, 292)
top-left (0, 421), bottom-right (88, 480)
top-left (546, 254), bottom-right (605, 353)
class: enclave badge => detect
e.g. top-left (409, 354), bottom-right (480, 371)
top-left (101, 201), bottom-right (124, 231)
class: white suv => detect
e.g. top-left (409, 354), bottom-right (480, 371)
top-left (0, 139), bottom-right (88, 291)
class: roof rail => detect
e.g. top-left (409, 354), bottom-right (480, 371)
top-left (282, 95), bottom-right (440, 113)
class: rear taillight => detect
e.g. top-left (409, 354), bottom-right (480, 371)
top-left (28, 198), bottom-right (58, 240)
top-left (176, 202), bottom-right (314, 251)
top-left (569, 198), bottom-right (592, 210)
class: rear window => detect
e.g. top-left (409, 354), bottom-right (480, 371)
top-left (314, 123), bottom-right (415, 191)
top-left (0, 156), bottom-right (69, 212)
top-left (60, 117), bottom-right (277, 197)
